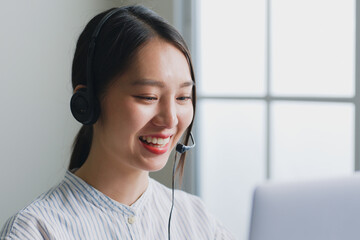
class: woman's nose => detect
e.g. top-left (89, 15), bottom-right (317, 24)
top-left (152, 100), bottom-right (178, 128)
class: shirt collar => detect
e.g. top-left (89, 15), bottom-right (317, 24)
top-left (64, 169), bottom-right (153, 216)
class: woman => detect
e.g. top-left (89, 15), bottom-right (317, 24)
top-left (0, 5), bottom-right (234, 239)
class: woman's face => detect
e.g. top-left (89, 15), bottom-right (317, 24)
top-left (94, 38), bottom-right (194, 172)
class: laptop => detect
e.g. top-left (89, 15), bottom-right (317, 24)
top-left (248, 173), bottom-right (360, 240)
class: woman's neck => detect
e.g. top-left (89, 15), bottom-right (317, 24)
top-left (74, 154), bottom-right (149, 206)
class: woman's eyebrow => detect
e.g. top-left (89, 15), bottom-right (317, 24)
top-left (131, 79), bottom-right (194, 88)
top-left (131, 79), bottom-right (165, 87)
top-left (131, 79), bottom-right (165, 88)
top-left (180, 81), bottom-right (195, 88)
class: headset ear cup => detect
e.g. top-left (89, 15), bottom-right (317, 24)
top-left (70, 88), bottom-right (99, 125)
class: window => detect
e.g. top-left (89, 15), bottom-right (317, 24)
top-left (197, 0), bottom-right (356, 239)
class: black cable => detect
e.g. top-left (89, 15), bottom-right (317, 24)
top-left (168, 152), bottom-right (178, 240)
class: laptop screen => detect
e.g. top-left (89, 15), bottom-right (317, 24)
top-left (249, 174), bottom-right (360, 240)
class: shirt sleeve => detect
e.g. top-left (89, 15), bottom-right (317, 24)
top-left (0, 212), bottom-right (48, 240)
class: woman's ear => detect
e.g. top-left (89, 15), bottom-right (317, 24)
top-left (73, 84), bottom-right (86, 94)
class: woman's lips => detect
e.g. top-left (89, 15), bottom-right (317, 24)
top-left (140, 140), bottom-right (170, 154)
top-left (139, 135), bottom-right (172, 154)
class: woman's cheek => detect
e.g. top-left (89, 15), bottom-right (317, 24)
top-left (124, 103), bottom-right (156, 126)
top-left (179, 104), bottom-right (194, 128)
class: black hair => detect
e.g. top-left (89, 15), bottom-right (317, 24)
top-left (69, 5), bottom-right (196, 180)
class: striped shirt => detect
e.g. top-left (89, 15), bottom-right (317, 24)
top-left (0, 169), bottom-right (235, 239)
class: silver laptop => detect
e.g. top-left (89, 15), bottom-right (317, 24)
top-left (249, 173), bottom-right (360, 240)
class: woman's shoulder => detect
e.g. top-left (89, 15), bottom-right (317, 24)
top-left (149, 177), bottom-right (203, 203)
top-left (1, 205), bottom-right (46, 239)
top-left (149, 177), bottom-right (212, 221)
top-left (0, 175), bottom-right (83, 239)
top-left (149, 177), bottom-right (236, 239)
top-left (0, 181), bottom-right (64, 239)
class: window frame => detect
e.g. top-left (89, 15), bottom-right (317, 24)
top-left (179, 0), bottom-right (359, 194)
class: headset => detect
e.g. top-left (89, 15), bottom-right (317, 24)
top-left (69, 7), bottom-right (196, 239)
top-left (70, 8), bottom-right (122, 125)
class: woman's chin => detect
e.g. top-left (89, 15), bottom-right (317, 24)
top-left (143, 156), bottom-right (170, 172)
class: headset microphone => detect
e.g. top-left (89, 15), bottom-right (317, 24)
top-left (175, 132), bottom-right (196, 154)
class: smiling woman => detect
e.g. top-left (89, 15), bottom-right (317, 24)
top-left (0, 5), bottom-right (234, 240)
top-left (77, 39), bottom-right (194, 176)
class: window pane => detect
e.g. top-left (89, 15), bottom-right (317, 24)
top-left (271, 0), bottom-right (355, 97)
top-left (198, 100), bottom-right (266, 239)
top-left (271, 102), bottom-right (354, 181)
top-left (199, 0), bottom-right (266, 96)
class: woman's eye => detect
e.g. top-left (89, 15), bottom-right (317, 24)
top-left (134, 95), bottom-right (191, 102)
top-left (177, 96), bottom-right (192, 101)
top-left (135, 96), bottom-right (158, 101)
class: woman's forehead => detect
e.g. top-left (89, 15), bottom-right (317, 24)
top-left (119, 39), bottom-right (193, 86)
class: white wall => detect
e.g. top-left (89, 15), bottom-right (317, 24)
top-left (0, 0), bottom-right (175, 227)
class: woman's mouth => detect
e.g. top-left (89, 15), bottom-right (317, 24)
top-left (139, 136), bottom-right (171, 154)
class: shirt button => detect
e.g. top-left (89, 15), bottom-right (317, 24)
top-left (128, 215), bottom-right (136, 224)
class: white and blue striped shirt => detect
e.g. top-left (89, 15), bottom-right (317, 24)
top-left (0, 169), bottom-right (234, 239)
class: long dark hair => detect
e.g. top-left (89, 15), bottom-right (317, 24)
top-left (69, 5), bottom-right (196, 179)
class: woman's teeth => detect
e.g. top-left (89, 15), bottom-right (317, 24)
top-left (140, 136), bottom-right (170, 146)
